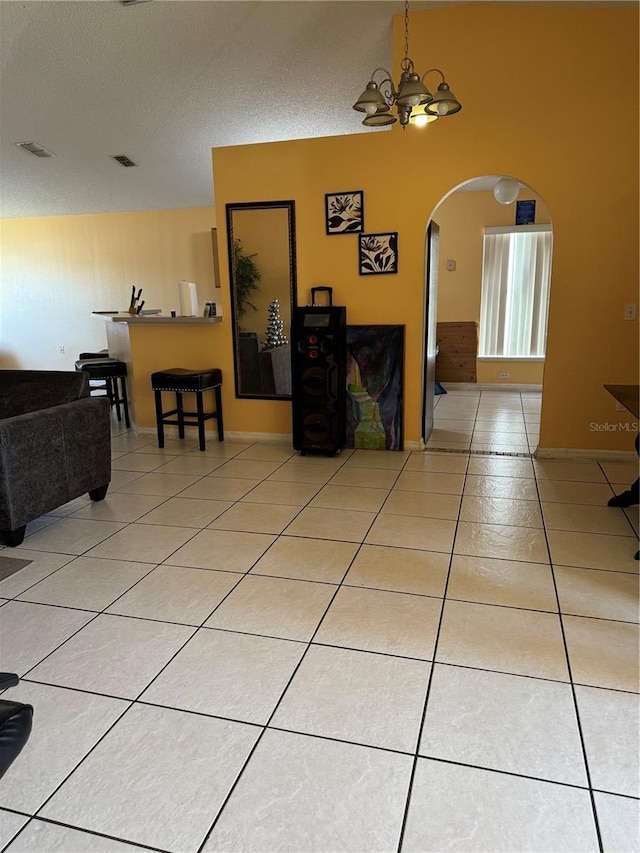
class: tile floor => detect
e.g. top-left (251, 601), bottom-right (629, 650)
top-left (0, 390), bottom-right (638, 853)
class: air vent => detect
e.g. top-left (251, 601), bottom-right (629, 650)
top-left (111, 155), bottom-right (137, 168)
top-left (16, 141), bottom-right (55, 158)
top-left (121, 0), bottom-right (151, 6)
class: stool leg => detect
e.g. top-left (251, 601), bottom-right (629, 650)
top-left (112, 377), bottom-right (123, 423)
top-left (120, 376), bottom-right (131, 429)
top-left (176, 392), bottom-right (185, 439)
top-left (196, 391), bottom-right (206, 451)
top-left (154, 390), bottom-right (165, 448)
top-left (215, 385), bottom-right (224, 442)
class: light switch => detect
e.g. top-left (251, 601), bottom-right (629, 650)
top-left (624, 303), bottom-right (637, 320)
top-left (446, 259), bottom-right (456, 272)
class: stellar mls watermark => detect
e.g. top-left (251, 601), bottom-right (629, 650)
top-left (590, 422), bottom-right (639, 432)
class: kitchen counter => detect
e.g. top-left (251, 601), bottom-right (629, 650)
top-left (93, 312), bottom-right (222, 326)
top-left (93, 312), bottom-right (224, 429)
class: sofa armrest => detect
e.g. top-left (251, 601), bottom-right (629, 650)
top-left (0, 370), bottom-right (90, 419)
top-left (0, 397), bottom-right (111, 531)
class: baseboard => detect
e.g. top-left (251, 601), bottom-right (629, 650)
top-left (134, 426), bottom-right (294, 445)
top-left (226, 431), bottom-right (293, 445)
top-left (535, 447), bottom-right (637, 462)
top-left (440, 382), bottom-right (543, 393)
top-left (133, 425), bottom-right (635, 461)
top-left (131, 425), bottom-right (422, 452)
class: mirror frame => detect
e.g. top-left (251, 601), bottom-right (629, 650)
top-left (226, 200), bottom-right (297, 400)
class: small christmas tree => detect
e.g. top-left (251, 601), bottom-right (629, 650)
top-left (264, 299), bottom-right (288, 349)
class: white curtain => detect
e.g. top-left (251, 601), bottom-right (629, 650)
top-left (480, 226), bottom-right (552, 357)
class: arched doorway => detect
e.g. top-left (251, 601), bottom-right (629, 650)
top-left (421, 175), bottom-right (554, 456)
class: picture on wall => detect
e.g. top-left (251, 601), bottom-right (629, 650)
top-left (325, 191), bottom-right (364, 234)
top-left (346, 325), bottom-right (404, 451)
top-left (359, 232), bottom-right (398, 275)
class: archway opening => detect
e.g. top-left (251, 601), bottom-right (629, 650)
top-left (421, 174), bottom-right (554, 458)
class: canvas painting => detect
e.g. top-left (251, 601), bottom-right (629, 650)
top-left (359, 232), bottom-right (398, 275)
top-left (346, 325), bottom-right (404, 451)
top-left (325, 191), bottom-right (364, 234)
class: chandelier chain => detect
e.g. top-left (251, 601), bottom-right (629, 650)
top-left (403, 0), bottom-right (410, 65)
top-left (352, 0), bottom-right (462, 127)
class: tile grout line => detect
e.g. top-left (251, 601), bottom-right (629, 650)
top-left (533, 462), bottom-right (605, 853)
top-left (394, 446), bottom-right (472, 853)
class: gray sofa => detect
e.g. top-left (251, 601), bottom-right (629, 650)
top-left (0, 370), bottom-right (111, 546)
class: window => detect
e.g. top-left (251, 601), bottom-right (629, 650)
top-left (479, 225), bottom-right (552, 358)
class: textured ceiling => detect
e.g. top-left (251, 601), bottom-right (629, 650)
top-left (0, 0), bottom-right (419, 218)
top-left (0, 0), bottom-right (629, 219)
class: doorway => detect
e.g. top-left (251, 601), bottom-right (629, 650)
top-left (420, 176), bottom-right (553, 453)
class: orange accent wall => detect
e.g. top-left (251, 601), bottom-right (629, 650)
top-left (213, 4), bottom-right (639, 449)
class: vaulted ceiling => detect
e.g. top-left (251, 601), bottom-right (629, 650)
top-left (0, 1), bottom-right (628, 219)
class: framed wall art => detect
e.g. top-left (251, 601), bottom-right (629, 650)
top-left (346, 324), bottom-right (405, 451)
top-left (325, 191), bottom-right (364, 234)
top-left (359, 232), bottom-right (398, 275)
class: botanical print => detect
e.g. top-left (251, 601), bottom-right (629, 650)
top-left (359, 232), bottom-right (398, 275)
top-left (325, 191), bottom-right (364, 234)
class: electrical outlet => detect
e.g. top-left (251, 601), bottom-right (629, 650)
top-left (446, 259), bottom-right (457, 272)
top-left (624, 303), bottom-right (637, 320)
top-left (499, 372), bottom-right (509, 379)
top-left (615, 401), bottom-right (626, 411)
top-left (58, 346), bottom-right (65, 355)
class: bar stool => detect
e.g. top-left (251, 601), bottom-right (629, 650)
top-left (151, 368), bottom-right (223, 451)
top-left (75, 358), bottom-right (130, 428)
top-left (78, 350), bottom-right (110, 399)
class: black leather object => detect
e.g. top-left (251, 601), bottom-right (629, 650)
top-left (75, 359), bottom-right (127, 379)
top-left (151, 368), bottom-right (222, 392)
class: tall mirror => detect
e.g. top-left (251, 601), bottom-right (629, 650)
top-left (226, 200), bottom-right (297, 399)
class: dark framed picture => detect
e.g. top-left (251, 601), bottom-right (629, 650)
top-left (516, 199), bottom-right (536, 225)
top-left (359, 232), bottom-right (398, 275)
top-left (325, 191), bottom-right (364, 234)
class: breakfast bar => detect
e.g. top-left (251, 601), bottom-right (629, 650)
top-left (92, 313), bottom-right (223, 430)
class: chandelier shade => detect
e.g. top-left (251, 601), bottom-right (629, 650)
top-left (424, 81), bottom-right (462, 116)
top-left (352, 81), bottom-right (390, 115)
top-left (353, 0), bottom-right (461, 129)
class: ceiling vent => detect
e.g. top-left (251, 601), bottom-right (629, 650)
top-left (16, 141), bottom-right (55, 158)
top-left (111, 155), bottom-right (137, 168)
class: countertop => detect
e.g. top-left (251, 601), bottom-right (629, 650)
top-left (92, 312), bottom-right (222, 326)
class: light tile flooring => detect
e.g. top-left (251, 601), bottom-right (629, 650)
top-left (0, 390), bottom-right (638, 853)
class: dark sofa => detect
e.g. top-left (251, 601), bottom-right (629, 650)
top-left (0, 370), bottom-right (111, 546)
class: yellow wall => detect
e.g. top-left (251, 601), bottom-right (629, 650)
top-left (213, 4), bottom-right (639, 450)
top-left (0, 208), bottom-right (217, 370)
top-left (435, 188), bottom-right (550, 385)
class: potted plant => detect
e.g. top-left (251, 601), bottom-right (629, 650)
top-left (233, 238), bottom-right (261, 322)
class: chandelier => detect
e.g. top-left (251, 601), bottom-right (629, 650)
top-left (353, 0), bottom-right (462, 128)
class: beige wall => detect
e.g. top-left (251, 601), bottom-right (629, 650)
top-left (212, 3), bottom-right (639, 450)
top-left (435, 188), bottom-right (550, 384)
top-left (0, 208), bottom-right (217, 370)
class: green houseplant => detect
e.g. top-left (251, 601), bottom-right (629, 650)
top-left (233, 238), bottom-right (261, 322)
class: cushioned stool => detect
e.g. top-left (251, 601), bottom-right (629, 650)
top-left (75, 358), bottom-right (130, 428)
top-left (151, 368), bottom-right (223, 451)
top-left (77, 350), bottom-right (110, 401)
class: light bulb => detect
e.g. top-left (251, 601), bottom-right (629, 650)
top-left (437, 102), bottom-right (450, 116)
top-left (364, 103), bottom-right (378, 116)
top-left (412, 113), bottom-right (429, 127)
top-left (407, 94), bottom-right (421, 107)
top-left (493, 178), bottom-right (520, 204)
